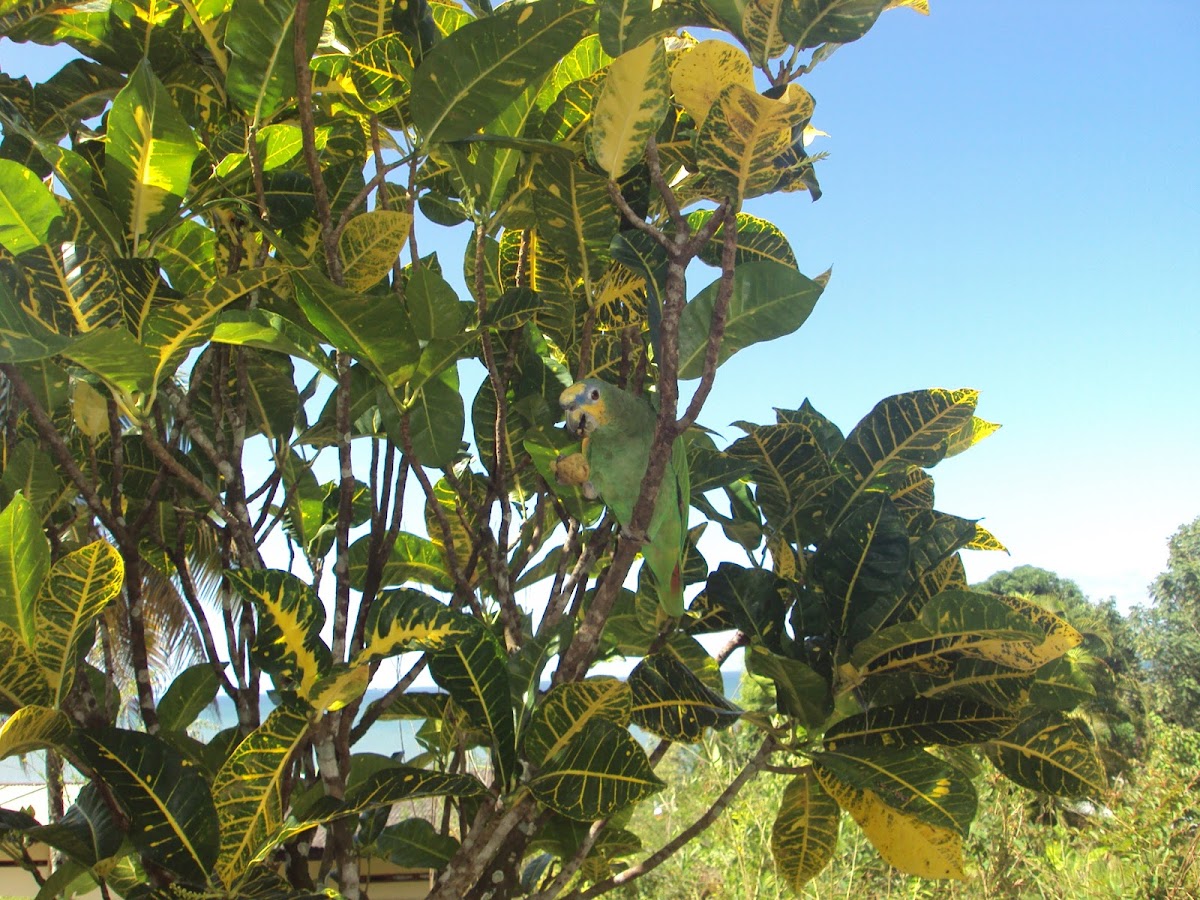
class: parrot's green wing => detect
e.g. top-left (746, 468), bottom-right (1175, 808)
top-left (582, 389), bottom-right (655, 529)
top-left (642, 437), bottom-right (689, 617)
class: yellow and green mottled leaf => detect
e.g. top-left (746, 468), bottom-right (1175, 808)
top-left (629, 653), bottom-right (740, 743)
top-left (10, 243), bottom-right (124, 338)
top-left (213, 704), bottom-right (310, 889)
top-left (79, 728), bottom-right (220, 887)
top-left (351, 33), bottom-right (415, 113)
top-left (814, 746), bottom-right (976, 838)
top-left (694, 82), bottom-right (813, 201)
top-left (349, 531), bottom-right (455, 593)
top-left (0, 705), bottom-right (70, 759)
top-left (848, 590), bottom-right (1050, 686)
top-left (529, 717), bottom-right (663, 821)
top-left (670, 39), bottom-right (754, 124)
top-left (141, 264), bottom-right (285, 396)
top-left (992, 593), bottom-right (1083, 665)
top-left (588, 39), bottom-right (670, 178)
top-left (33, 540), bottom-right (123, 702)
top-left (338, 210), bottom-right (413, 292)
top-left (688, 209), bottom-right (798, 269)
top-left (771, 771), bottom-right (840, 890)
top-left (358, 588), bottom-right (475, 662)
top-left (533, 154), bottom-right (618, 289)
top-left (943, 415), bottom-right (1001, 459)
top-left (988, 711), bottom-right (1106, 798)
top-left (742, 0), bottom-right (790, 65)
top-left (104, 60), bottom-right (200, 253)
top-left (0, 623), bottom-right (50, 712)
top-left (309, 664), bottom-right (370, 716)
top-left (815, 765), bottom-right (965, 879)
top-left (524, 678), bottom-right (632, 767)
top-left (226, 568), bottom-right (329, 699)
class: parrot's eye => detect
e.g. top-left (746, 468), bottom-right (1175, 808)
top-left (589, 389), bottom-right (600, 401)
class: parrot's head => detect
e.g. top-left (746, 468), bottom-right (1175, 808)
top-left (559, 380), bottom-right (611, 438)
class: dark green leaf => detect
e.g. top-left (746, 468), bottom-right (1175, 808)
top-left (157, 664), bottom-right (221, 734)
top-left (629, 653), bottom-right (740, 742)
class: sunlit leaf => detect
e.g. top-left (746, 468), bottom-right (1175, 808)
top-left (225, 0), bottom-right (329, 122)
top-left (359, 588), bottom-right (476, 661)
top-left (339, 210), bottom-right (413, 292)
top-left (0, 705), bottom-right (70, 759)
top-left (0, 493), bottom-right (48, 644)
top-left (0, 158), bottom-right (62, 253)
top-left (587, 38), bottom-right (669, 178)
top-left (524, 678), bottom-right (632, 767)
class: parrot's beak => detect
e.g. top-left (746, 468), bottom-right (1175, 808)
top-left (564, 407), bottom-right (590, 437)
top-left (560, 383), bottom-right (589, 437)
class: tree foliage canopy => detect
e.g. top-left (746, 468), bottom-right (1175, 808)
top-left (0, 1), bottom-right (1108, 897)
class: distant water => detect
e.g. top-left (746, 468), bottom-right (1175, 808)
top-left (0, 670), bottom-right (746, 788)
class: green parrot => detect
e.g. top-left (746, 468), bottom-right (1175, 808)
top-left (557, 379), bottom-right (690, 617)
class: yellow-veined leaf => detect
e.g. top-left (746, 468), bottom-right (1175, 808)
top-left (338, 210), bottom-right (413, 292)
top-left (529, 718), bottom-right (663, 821)
top-left (0, 493), bottom-right (49, 643)
top-left (78, 728), bottom-right (220, 887)
top-left (0, 623), bottom-right (50, 711)
top-left (771, 770), bottom-right (840, 890)
top-left (987, 711), bottom-right (1106, 798)
top-left (523, 678), bottom-right (632, 767)
top-left (629, 653), bottom-right (740, 742)
top-left (33, 539), bottom-right (123, 702)
top-left (213, 704), bottom-right (310, 889)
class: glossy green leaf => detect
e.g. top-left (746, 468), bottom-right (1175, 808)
top-left (212, 704), bottom-right (310, 888)
top-left (745, 643), bottom-right (830, 729)
top-left (291, 266), bottom-right (419, 393)
top-left (400, 364), bottom-right (465, 467)
top-left (771, 771), bottom-right (840, 891)
top-left (34, 141), bottom-right (125, 250)
top-left (524, 678), bottom-right (632, 767)
top-left (812, 493), bottom-right (910, 635)
top-left (429, 627), bottom-right (517, 785)
top-left (824, 697), bottom-right (1014, 751)
top-left (988, 711), bottom-right (1106, 798)
top-left (211, 309), bottom-right (335, 376)
top-left (704, 563), bottom-right (788, 648)
top-left (629, 652), bottom-right (740, 742)
top-left (587, 38), bottom-right (669, 178)
top-left (33, 539), bottom-right (123, 702)
top-left (406, 265), bottom-right (465, 340)
top-left (377, 818), bottom-right (460, 870)
top-left (678, 260), bottom-right (823, 380)
top-left (532, 153), bottom-right (617, 287)
top-left (336, 764), bottom-right (488, 815)
top-left (225, 0), bottom-right (329, 121)
top-left (529, 717), bottom-right (663, 821)
top-left (339, 210), bottom-right (413, 292)
top-left (0, 158), bottom-right (61, 253)
top-left (78, 728), bottom-right (220, 886)
top-left (28, 783), bottom-right (120, 869)
top-left (411, 0), bottom-right (596, 143)
top-left (104, 60), bottom-right (200, 252)
top-left (157, 664), bottom-right (222, 734)
top-left (0, 705), bottom-right (70, 759)
top-left (349, 530), bottom-right (454, 593)
top-left (0, 494), bottom-right (47, 644)
top-left (780, 0), bottom-right (888, 50)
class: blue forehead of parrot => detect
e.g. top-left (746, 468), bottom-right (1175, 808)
top-left (559, 381), bottom-right (601, 409)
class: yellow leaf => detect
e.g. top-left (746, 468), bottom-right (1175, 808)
top-left (816, 769), bottom-right (965, 880)
top-left (670, 40), bottom-right (755, 125)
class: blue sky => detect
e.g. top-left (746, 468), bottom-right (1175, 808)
top-left (3, 2), bottom-right (1198, 611)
